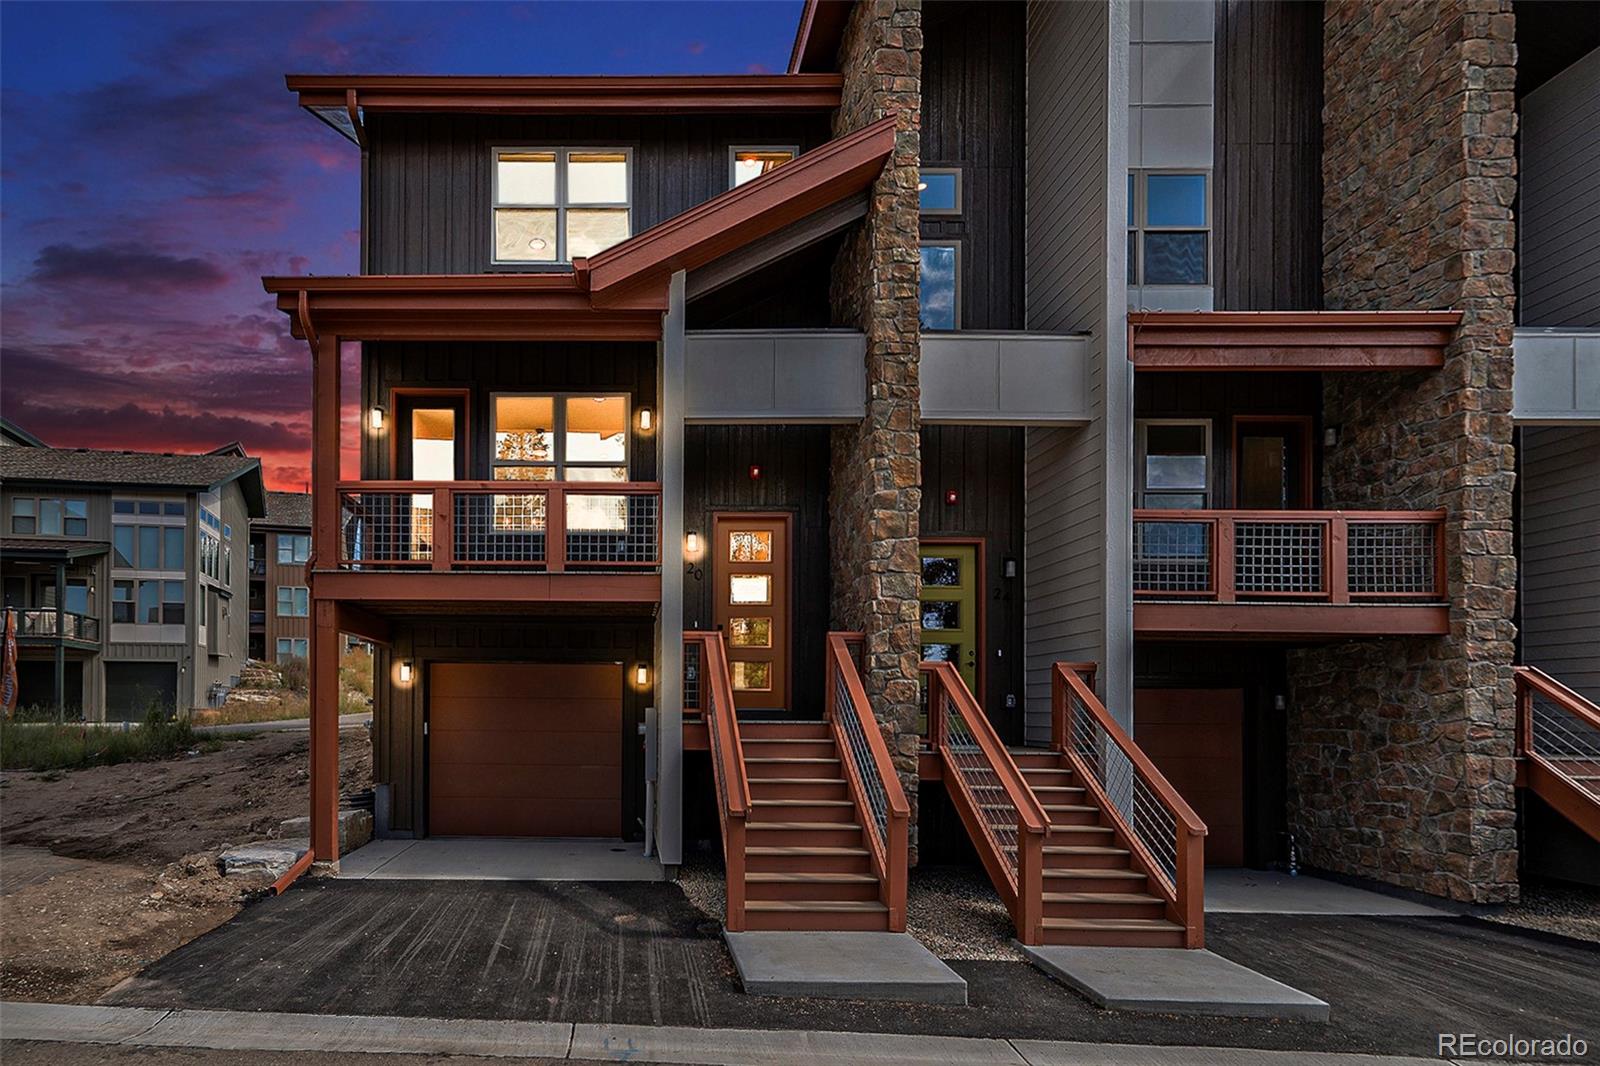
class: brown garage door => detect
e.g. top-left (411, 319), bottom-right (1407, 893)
top-left (428, 662), bottom-right (622, 837)
top-left (1134, 688), bottom-right (1245, 867)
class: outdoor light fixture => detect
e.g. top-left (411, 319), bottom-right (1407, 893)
top-left (944, 489), bottom-right (959, 506)
top-left (749, 464), bottom-right (763, 481)
top-left (635, 663), bottom-right (650, 687)
top-left (1003, 556), bottom-right (1018, 579)
top-left (685, 531), bottom-right (700, 555)
top-left (369, 406), bottom-right (386, 431)
top-left (638, 407), bottom-right (653, 432)
top-left (398, 660), bottom-right (413, 684)
top-left (1323, 426), bottom-right (1340, 448)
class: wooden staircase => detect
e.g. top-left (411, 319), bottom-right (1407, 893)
top-left (1517, 666), bottom-right (1600, 844)
top-left (687, 630), bottom-right (909, 933)
top-left (924, 659), bottom-right (1207, 948)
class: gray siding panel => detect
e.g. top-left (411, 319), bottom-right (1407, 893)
top-left (1520, 426), bottom-right (1600, 704)
top-left (1520, 47), bottom-right (1600, 328)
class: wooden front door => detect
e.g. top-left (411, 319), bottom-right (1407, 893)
top-left (919, 542), bottom-right (980, 694)
top-left (1134, 688), bottom-right (1245, 866)
top-left (427, 662), bottom-right (622, 837)
top-left (712, 514), bottom-right (791, 713)
top-left (1233, 418), bottom-right (1312, 509)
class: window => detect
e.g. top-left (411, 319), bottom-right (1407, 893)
top-left (276, 586), bottom-right (310, 617)
top-left (163, 528), bottom-right (185, 571)
top-left (1128, 171), bottom-right (1209, 286)
top-left (919, 243), bottom-right (960, 330)
top-left (137, 579), bottom-right (161, 623)
top-left (10, 498), bottom-right (35, 534)
top-left (492, 148), bottom-right (631, 263)
top-left (492, 394), bottom-right (628, 481)
top-left (9, 497), bottom-right (87, 536)
top-left (112, 580), bottom-right (135, 623)
top-left (161, 581), bottom-right (186, 625)
top-left (1136, 420), bottom-right (1211, 509)
top-left (731, 146), bottom-right (797, 187)
top-left (277, 534), bottom-right (311, 564)
top-left (277, 637), bottom-right (309, 660)
top-left (918, 168), bottom-right (962, 214)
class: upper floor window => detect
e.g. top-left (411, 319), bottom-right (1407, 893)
top-left (1135, 420), bottom-right (1211, 509)
top-left (919, 242), bottom-right (961, 331)
top-left (1129, 171), bottom-right (1209, 287)
top-left (918, 168), bottom-right (962, 215)
top-left (10, 497), bottom-right (88, 537)
top-left (492, 148), bottom-right (631, 264)
top-left (276, 586), bottom-right (310, 617)
top-left (277, 533), bottom-right (311, 565)
top-left (491, 394), bottom-right (628, 482)
top-left (731, 147), bottom-right (797, 187)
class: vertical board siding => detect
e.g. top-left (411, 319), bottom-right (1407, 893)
top-left (1024, 0), bottom-right (1114, 743)
top-left (921, 0), bottom-right (1027, 330)
top-left (919, 425), bottom-right (1027, 741)
top-left (365, 114), bottom-right (830, 275)
top-left (1520, 48), bottom-right (1600, 327)
top-left (1520, 427), bottom-right (1600, 703)
top-left (681, 425), bottom-right (831, 715)
top-left (1213, 0), bottom-right (1323, 312)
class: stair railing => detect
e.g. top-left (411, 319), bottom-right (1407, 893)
top-left (825, 633), bottom-right (910, 931)
top-left (1052, 662), bottom-right (1207, 949)
top-left (1516, 666), bottom-right (1600, 842)
top-left (686, 631), bottom-right (751, 931)
top-left (923, 660), bottom-right (1048, 943)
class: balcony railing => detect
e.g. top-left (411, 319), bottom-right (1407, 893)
top-left (335, 481), bottom-right (661, 573)
top-left (1133, 510), bottom-right (1446, 602)
top-left (15, 608), bottom-right (100, 642)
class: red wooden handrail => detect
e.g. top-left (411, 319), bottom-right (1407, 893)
top-left (686, 631), bottom-right (751, 930)
top-left (1514, 666), bottom-right (1600, 846)
top-left (826, 633), bottom-right (911, 931)
top-left (921, 659), bottom-right (1048, 942)
top-left (1516, 665), bottom-right (1600, 746)
top-left (1052, 662), bottom-right (1207, 948)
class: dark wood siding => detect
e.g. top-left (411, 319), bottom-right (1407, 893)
top-left (918, 426), bottom-right (1025, 742)
top-left (683, 426), bottom-right (831, 715)
top-left (262, 533), bottom-right (308, 657)
top-left (374, 617), bottom-right (654, 837)
top-left (920, 0), bottom-right (1027, 330)
top-left (361, 342), bottom-right (657, 482)
top-left (1134, 371), bottom-right (1323, 508)
top-left (364, 113), bottom-right (831, 275)
top-left (1213, 0), bottom-right (1324, 311)
top-left (685, 237), bottom-right (839, 330)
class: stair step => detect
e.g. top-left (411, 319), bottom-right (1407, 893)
top-left (748, 821), bottom-right (863, 830)
top-left (1043, 868), bottom-right (1147, 880)
top-left (1043, 892), bottom-right (1164, 904)
top-left (746, 757), bottom-right (841, 764)
top-left (746, 900), bottom-right (887, 913)
top-left (1043, 917), bottom-right (1183, 932)
top-left (1043, 845), bottom-right (1128, 856)
top-left (752, 799), bottom-right (854, 807)
top-left (752, 778), bottom-right (849, 785)
top-left (993, 823), bottom-right (1113, 836)
top-left (747, 872), bottom-right (878, 884)
top-left (747, 846), bottom-right (870, 856)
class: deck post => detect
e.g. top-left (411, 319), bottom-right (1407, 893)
top-left (655, 270), bottom-right (687, 867)
top-left (309, 330), bottom-right (343, 865)
top-left (54, 560), bottom-right (66, 721)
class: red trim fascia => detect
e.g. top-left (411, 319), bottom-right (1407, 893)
top-left (271, 848), bottom-right (315, 894)
top-left (1128, 311), bottom-right (1462, 371)
top-left (290, 74), bottom-right (844, 115)
top-left (788, 0), bottom-right (854, 73)
top-left (1133, 602), bottom-right (1451, 640)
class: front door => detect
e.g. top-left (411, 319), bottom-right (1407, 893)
top-left (712, 514), bottom-right (791, 713)
top-left (1233, 419), bottom-right (1312, 509)
top-left (395, 394), bottom-right (467, 561)
top-left (919, 542), bottom-right (980, 694)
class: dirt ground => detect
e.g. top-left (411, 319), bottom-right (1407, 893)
top-left (0, 727), bottom-right (371, 1004)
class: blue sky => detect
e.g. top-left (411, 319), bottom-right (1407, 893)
top-left (0, 1), bottom-right (802, 487)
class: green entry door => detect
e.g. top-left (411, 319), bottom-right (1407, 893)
top-left (919, 542), bottom-right (979, 693)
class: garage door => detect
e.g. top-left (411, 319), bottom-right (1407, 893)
top-left (105, 662), bottom-right (178, 721)
top-left (1134, 688), bottom-right (1245, 866)
top-left (428, 663), bottom-right (623, 837)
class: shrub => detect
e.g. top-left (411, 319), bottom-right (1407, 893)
top-left (339, 647), bottom-right (374, 701)
top-left (278, 656), bottom-right (309, 694)
top-left (0, 707), bottom-right (217, 772)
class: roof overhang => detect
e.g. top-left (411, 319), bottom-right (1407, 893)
top-left (789, 0), bottom-right (855, 73)
top-left (0, 539), bottom-right (110, 562)
top-left (290, 74), bottom-right (844, 143)
top-left (265, 115), bottom-right (895, 341)
top-left (1128, 311), bottom-right (1463, 371)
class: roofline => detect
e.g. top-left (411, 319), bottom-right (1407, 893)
top-left (0, 417), bottom-right (47, 448)
top-left (2, 460), bottom-right (268, 519)
top-left (788, 0), bottom-right (854, 73)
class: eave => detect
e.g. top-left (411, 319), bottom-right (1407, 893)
top-left (788, 0), bottom-right (855, 73)
top-left (1128, 311), bottom-right (1463, 371)
top-left (1133, 602), bottom-right (1452, 641)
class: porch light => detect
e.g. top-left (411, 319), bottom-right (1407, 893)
top-left (398, 660), bottom-right (413, 684)
top-left (684, 531), bottom-right (700, 556)
top-left (369, 406), bottom-right (386, 431)
top-left (944, 489), bottom-right (959, 506)
top-left (635, 663), bottom-right (650, 687)
top-left (748, 464), bottom-right (763, 481)
top-left (638, 407), bottom-right (653, 432)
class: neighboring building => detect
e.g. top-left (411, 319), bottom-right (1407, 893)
top-left (1, 418), bottom-right (47, 448)
top-left (0, 447), bottom-right (266, 719)
top-left (262, 0), bottom-right (1597, 944)
top-left (249, 491), bottom-right (313, 663)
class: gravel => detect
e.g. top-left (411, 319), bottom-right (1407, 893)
top-left (1479, 877), bottom-right (1600, 943)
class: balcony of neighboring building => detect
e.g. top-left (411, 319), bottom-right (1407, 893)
top-left (1, 539), bottom-right (107, 650)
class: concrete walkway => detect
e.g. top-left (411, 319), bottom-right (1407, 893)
top-left (337, 836), bottom-right (664, 881)
top-left (0, 1002), bottom-right (1452, 1065)
top-left (193, 712), bottom-right (371, 736)
top-left (1205, 870), bottom-right (1445, 916)
top-left (724, 930), bottom-right (967, 1004)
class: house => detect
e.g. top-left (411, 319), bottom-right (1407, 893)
top-left (249, 491), bottom-right (313, 663)
top-left (1, 418), bottom-right (47, 449)
top-left (0, 446), bottom-right (266, 719)
top-left (262, 0), bottom-right (1598, 944)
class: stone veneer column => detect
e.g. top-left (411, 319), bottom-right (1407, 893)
top-left (826, 0), bottom-right (924, 852)
top-left (1287, 0), bottom-right (1519, 902)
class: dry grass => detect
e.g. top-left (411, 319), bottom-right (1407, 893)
top-left (191, 649), bottom-right (374, 726)
top-left (0, 711), bottom-right (220, 772)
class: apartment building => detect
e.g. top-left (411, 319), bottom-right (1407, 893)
top-left (249, 491), bottom-right (313, 663)
top-left (0, 445), bottom-right (266, 719)
top-left (265, 0), bottom-right (1598, 945)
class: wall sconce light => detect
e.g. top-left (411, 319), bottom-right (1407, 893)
top-left (635, 663), bottom-right (651, 687)
top-left (369, 406), bottom-right (386, 431)
top-left (637, 407), bottom-right (653, 432)
top-left (944, 489), bottom-right (959, 506)
top-left (398, 660), bottom-right (413, 684)
top-left (685, 531), bottom-right (700, 556)
top-left (1003, 556), bottom-right (1018, 579)
top-left (748, 464), bottom-right (763, 481)
top-left (1323, 426), bottom-right (1340, 448)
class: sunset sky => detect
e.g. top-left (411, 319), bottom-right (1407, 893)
top-left (0, 0), bottom-right (800, 490)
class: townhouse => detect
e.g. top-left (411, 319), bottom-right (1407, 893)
top-left (249, 491), bottom-right (314, 663)
top-left (265, 0), bottom-right (1598, 944)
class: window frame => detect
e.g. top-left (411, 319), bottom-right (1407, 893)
top-left (277, 533), bottom-right (311, 565)
top-left (917, 167), bottom-right (964, 216)
top-left (276, 585), bottom-right (310, 618)
top-left (277, 637), bottom-right (309, 660)
top-left (490, 146), bottom-right (633, 266)
top-left (489, 392), bottom-right (632, 482)
top-left (729, 144), bottom-right (799, 188)
top-left (1134, 418), bottom-right (1213, 510)
top-left (918, 240), bottom-right (963, 332)
top-left (1128, 169), bottom-right (1212, 288)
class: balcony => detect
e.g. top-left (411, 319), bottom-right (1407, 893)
top-left (15, 608), bottom-right (100, 645)
top-left (1132, 510), bottom-right (1449, 640)
top-left (316, 481), bottom-right (662, 605)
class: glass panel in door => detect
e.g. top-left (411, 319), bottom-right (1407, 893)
top-left (919, 542), bottom-right (979, 695)
top-left (713, 514), bottom-right (789, 713)
top-left (396, 395), bottom-right (466, 563)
